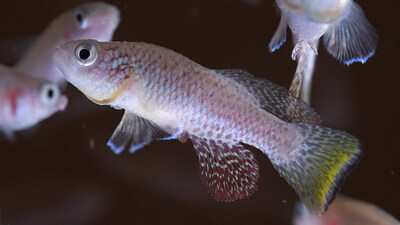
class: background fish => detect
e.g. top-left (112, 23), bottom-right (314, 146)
top-left (54, 39), bottom-right (362, 214)
top-left (14, 2), bottom-right (120, 84)
top-left (268, 0), bottom-right (378, 101)
top-left (293, 195), bottom-right (400, 225)
top-left (0, 64), bottom-right (67, 140)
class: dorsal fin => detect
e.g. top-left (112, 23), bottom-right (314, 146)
top-left (215, 69), bottom-right (321, 125)
top-left (107, 111), bottom-right (173, 154)
top-left (190, 135), bottom-right (259, 201)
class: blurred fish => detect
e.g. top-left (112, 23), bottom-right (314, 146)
top-left (0, 64), bottom-right (67, 140)
top-left (293, 195), bottom-right (400, 225)
top-left (268, 0), bottom-right (378, 100)
top-left (15, 2), bottom-right (120, 84)
top-left (54, 39), bottom-right (362, 214)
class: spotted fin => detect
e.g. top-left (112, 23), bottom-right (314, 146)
top-left (269, 13), bottom-right (288, 52)
top-left (215, 69), bottom-right (321, 125)
top-left (323, 2), bottom-right (378, 65)
top-left (107, 111), bottom-right (172, 154)
top-left (190, 136), bottom-right (259, 201)
top-left (270, 123), bottom-right (362, 214)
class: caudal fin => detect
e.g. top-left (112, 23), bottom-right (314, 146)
top-left (271, 124), bottom-right (362, 214)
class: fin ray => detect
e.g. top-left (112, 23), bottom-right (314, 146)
top-left (215, 69), bottom-right (321, 125)
top-left (190, 136), bottom-right (259, 201)
top-left (270, 124), bottom-right (362, 214)
top-left (323, 2), bottom-right (378, 65)
top-left (107, 111), bottom-right (171, 154)
top-left (269, 13), bottom-right (288, 52)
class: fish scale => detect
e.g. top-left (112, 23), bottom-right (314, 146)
top-left (55, 39), bottom-right (362, 214)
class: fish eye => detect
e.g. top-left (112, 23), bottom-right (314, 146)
top-left (75, 7), bottom-right (88, 28)
top-left (40, 83), bottom-right (60, 106)
top-left (75, 42), bottom-right (98, 66)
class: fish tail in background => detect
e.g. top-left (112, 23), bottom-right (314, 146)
top-left (270, 123), bottom-right (362, 214)
top-left (299, 41), bottom-right (318, 104)
top-left (323, 2), bottom-right (378, 65)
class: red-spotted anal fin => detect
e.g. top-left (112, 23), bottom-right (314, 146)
top-left (269, 13), bottom-right (288, 52)
top-left (190, 136), bottom-right (259, 201)
top-left (323, 2), bottom-right (378, 65)
top-left (270, 123), bottom-right (362, 214)
top-left (215, 69), bottom-right (321, 125)
top-left (107, 111), bottom-right (173, 154)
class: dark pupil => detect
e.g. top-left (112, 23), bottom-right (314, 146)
top-left (76, 14), bottom-right (83, 23)
top-left (79, 49), bottom-right (90, 60)
top-left (47, 89), bottom-right (54, 99)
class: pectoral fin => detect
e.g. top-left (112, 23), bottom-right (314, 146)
top-left (323, 2), bottom-right (378, 65)
top-left (107, 111), bottom-right (173, 154)
top-left (269, 13), bottom-right (288, 52)
top-left (190, 135), bottom-right (259, 201)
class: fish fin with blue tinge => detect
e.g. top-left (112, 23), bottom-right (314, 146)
top-left (270, 123), bottom-right (362, 214)
top-left (269, 13), bottom-right (288, 52)
top-left (190, 135), bottom-right (259, 201)
top-left (323, 2), bottom-right (378, 65)
top-left (215, 69), bottom-right (321, 125)
top-left (107, 111), bottom-right (171, 154)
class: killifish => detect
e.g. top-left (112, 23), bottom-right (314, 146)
top-left (0, 64), bottom-right (67, 139)
top-left (268, 0), bottom-right (378, 100)
top-left (293, 195), bottom-right (400, 225)
top-left (15, 2), bottom-right (120, 84)
top-left (54, 39), bottom-right (362, 214)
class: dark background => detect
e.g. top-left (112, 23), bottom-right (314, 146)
top-left (0, 0), bottom-right (398, 224)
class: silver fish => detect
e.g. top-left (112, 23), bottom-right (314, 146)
top-left (54, 39), bottom-right (362, 214)
top-left (15, 2), bottom-right (120, 84)
top-left (269, 0), bottom-right (378, 101)
top-left (0, 64), bottom-right (67, 139)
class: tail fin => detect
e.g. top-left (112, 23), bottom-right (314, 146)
top-left (271, 124), bottom-right (362, 214)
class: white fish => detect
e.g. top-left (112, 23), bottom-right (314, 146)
top-left (0, 64), bottom-right (67, 139)
top-left (15, 2), bottom-right (120, 84)
top-left (269, 0), bottom-right (378, 101)
top-left (54, 39), bottom-right (362, 214)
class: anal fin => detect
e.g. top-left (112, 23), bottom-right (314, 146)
top-left (190, 136), bottom-right (259, 201)
top-left (107, 111), bottom-right (173, 154)
top-left (323, 2), bottom-right (378, 65)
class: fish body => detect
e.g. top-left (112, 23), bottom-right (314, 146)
top-left (15, 2), bottom-right (120, 84)
top-left (0, 64), bottom-right (67, 139)
top-left (54, 39), bottom-right (362, 214)
top-left (269, 0), bottom-right (378, 100)
top-left (293, 195), bottom-right (400, 225)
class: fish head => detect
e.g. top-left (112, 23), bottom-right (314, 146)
top-left (54, 39), bottom-right (131, 105)
top-left (302, 0), bottom-right (352, 23)
top-left (5, 80), bottom-right (67, 131)
top-left (63, 2), bottom-right (120, 42)
top-left (30, 81), bottom-right (68, 124)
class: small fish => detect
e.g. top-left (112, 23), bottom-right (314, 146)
top-left (54, 39), bottom-right (362, 214)
top-left (0, 64), bottom-right (67, 139)
top-left (268, 0), bottom-right (378, 100)
top-left (15, 2), bottom-right (120, 84)
top-left (293, 195), bottom-right (400, 225)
